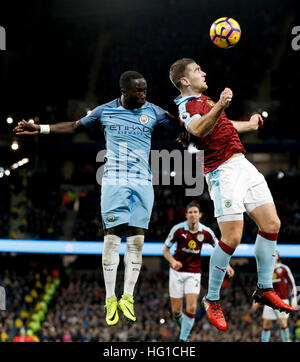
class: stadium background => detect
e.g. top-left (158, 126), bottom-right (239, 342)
top-left (0, 0), bottom-right (300, 342)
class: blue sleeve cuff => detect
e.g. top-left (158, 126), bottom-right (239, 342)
top-left (80, 116), bottom-right (93, 128)
top-left (164, 239), bottom-right (173, 248)
top-left (184, 114), bottom-right (201, 129)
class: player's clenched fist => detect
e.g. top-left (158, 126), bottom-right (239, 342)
top-left (218, 87), bottom-right (233, 108)
top-left (248, 113), bottom-right (263, 131)
top-left (13, 120), bottom-right (40, 135)
top-left (171, 260), bottom-right (183, 271)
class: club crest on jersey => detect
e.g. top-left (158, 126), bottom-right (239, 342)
top-left (188, 240), bottom-right (197, 249)
top-left (107, 215), bottom-right (115, 222)
top-left (180, 112), bottom-right (190, 121)
top-left (197, 234), bottom-right (204, 242)
top-left (139, 115), bottom-right (149, 125)
top-left (277, 268), bottom-right (282, 274)
top-left (206, 100), bottom-right (215, 107)
top-left (224, 200), bottom-right (232, 208)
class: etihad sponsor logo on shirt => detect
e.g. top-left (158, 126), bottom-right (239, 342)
top-left (109, 125), bottom-right (151, 133)
top-left (182, 247), bottom-right (200, 254)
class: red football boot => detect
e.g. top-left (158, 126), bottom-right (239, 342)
top-left (201, 296), bottom-right (227, 331)
top-left (252, 288), bottom-right (294, 313)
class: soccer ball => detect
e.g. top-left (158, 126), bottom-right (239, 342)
top-left (210, 17), bottom-right (241, 49)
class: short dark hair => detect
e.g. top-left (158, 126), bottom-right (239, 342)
top-left (186, 201), bottom-right (201, 213)
top-left (169, 58), bottom-right (195, 90)
top-left (119, 70), bottom-right (145, 90)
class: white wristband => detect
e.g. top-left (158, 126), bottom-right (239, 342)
top-left (40, 125), bottom-right (50, 134)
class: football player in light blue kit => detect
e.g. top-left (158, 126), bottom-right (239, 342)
top-left (14, 70), bottom-right (178, 327)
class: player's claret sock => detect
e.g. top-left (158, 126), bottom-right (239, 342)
top-left (179, 312), bottom-right (195, 342)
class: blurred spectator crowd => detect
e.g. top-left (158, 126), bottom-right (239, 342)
top-left (1, 264), bottom-right (300, 342)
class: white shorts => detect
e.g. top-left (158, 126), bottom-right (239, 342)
top-left (169, 268), bottom-right (201, 298)
top-left (262, 299), bottom-right (290, 320)
top-left (205, 155), bottom-right (274, 221)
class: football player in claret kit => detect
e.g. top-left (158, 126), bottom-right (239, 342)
top-left (163, 201), bottom-right (234, 341)
top-left (169, 58), bottom-right (294, 331)
top-left (14, 70), bottom-right (182, 327)
top-left (252, 251), bottom-right (298, 342)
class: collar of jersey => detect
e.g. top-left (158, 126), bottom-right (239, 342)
top-left (174, 94), bottom-right (201, 106)
top-left (183, 221), bottom-right (203, 232)
top-left (117, 98), bottom-right (149, 110)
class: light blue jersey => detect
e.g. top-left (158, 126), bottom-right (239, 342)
top-left (80, 98), bottom-right (174, 183)
top-left (80, 98), bottom-right (175, 230)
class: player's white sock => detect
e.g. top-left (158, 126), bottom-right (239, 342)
top-left (123, 235), bottom-right (144, 296)
top-left (102, 234), bottom-right (121, 299)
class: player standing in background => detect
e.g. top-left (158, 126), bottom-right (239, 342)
top-left (13, 70), bottom-right (180, 327)
top-left (163, 201), bottom-right (234, 341)
top-left (252, 251), bottom-right (298, 342)
top-left (169, 58), bottom-right (294, 331)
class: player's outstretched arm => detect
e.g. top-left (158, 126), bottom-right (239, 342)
top-left (187, 88), bottom-right (233, 137)
top-left (231, 114), bottom-right (263, 133)
top-left (13, 120), bottom-right (85, 135)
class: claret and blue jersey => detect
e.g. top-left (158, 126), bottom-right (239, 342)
top-left (165, 221), bottom-right (219, 273)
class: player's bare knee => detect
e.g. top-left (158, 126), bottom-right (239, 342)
top-left (270, 216), bottom-right (281, 233)
top-left (221, 235), bottom-right (240, 249)
top-left (172, 311), bottom-right (182, 319)
top-left (128, 227), bottom-right (145, 236)
top-left (186, 306), bottom-right (197, 315)
top-left (261, 217), bottom-right (281, 234)
top-left (279, 319), bottom-right (288, 329)
top-left (263, 319), bottom-right (272, 330)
